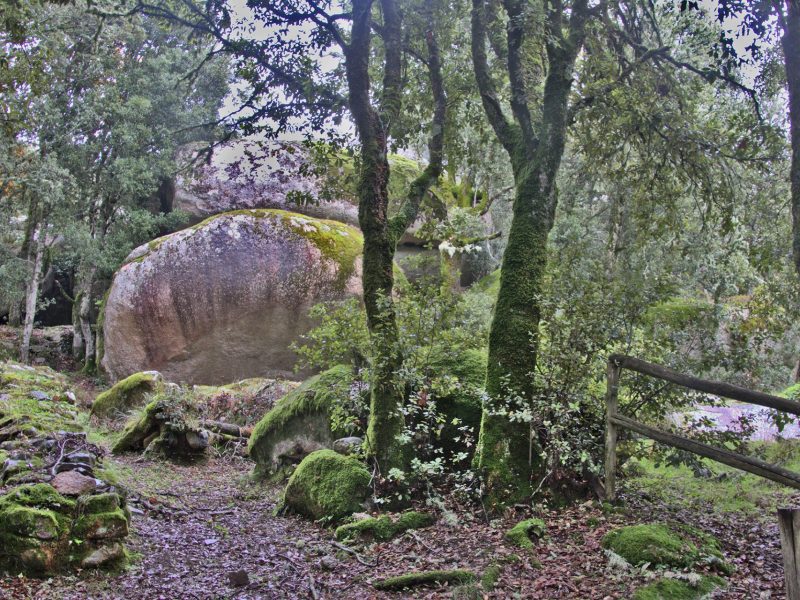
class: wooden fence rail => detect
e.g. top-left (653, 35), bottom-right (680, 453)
top-left (604, 354), bottom-right (800, 599)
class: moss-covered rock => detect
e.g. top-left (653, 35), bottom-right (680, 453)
top-left (0, 482), bottom-right (129, 576)
top-left (422, 348), bottom-right (486, 456)
top-left (334, 511), bottom-right (434, 541)
top-left (102, 209), bottom-right (364, 385)
top-left (602, 524), bottom-right (710, 569)
top-left (249, 365), bottom-right (358, 476)
top-left (91, 371), bottom-right (162, 419)
top-left (112, 388), bottom-right (207, 458)
top-left (505, 518), bottom-right (546, 549)
top-left (633, 575), bottom-right (725, 600)
top-left (283, 449), bottom-right (370, 521)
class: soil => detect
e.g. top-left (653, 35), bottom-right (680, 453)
top-left (0, 450), bottom-right (791, 599)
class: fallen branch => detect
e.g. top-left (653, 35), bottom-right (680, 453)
top-left (373, 569), bottom-right (476, 591)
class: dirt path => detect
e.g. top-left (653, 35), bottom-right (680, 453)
top-left (0, 452), bottom-right (790, 599)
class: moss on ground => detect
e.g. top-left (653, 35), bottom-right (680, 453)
top-left (480, 563), bottom-right (502, 590)
top-left (91, 371), bottom-right (162, 419)
top-left (373, 569), bottom-right (476, 591)
top-left (633, 575), bottom-right (725, 600)
top-left (505, 518), bottom-right (546, 549)
top-left (249, 365), bottom-right (354, 475)
top-left (0, 362), bottom-right (81, 434)
top-left (602, 524), bottom-right (702, 568)
top-left (334, 511), bottom-right (434, 541)
top-left (283, 449), bottom-right (370, 522)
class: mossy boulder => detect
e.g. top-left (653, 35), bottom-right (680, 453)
top-left (91, 371), bottom-right (163, 419)
top-left (283, 449), bottom-right (371, 521)
top-left (602, 524), bottom-right (726, 571)
top-left (101, 209), bottom-right (363, 385)
top-left (423, 348), bottom-right (486, 456)
top-left (249, 365), bottom-right (359, 476)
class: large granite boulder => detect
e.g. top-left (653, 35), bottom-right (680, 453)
top-left (101, 209), bottom-right (362, 384)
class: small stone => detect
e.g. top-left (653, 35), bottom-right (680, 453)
top-left (51, 470), bottom-right (97, 496)
top-left (332, 437), bottom-right (363, 456)
top-left (203, 538), bottom-right (218, 546)
top-left (227, 569), bottom-right (249, 587)
top-left (64, 391), bottom-right (77, 404)
top-left (64, 451), bottom-right (96, 467)
top-left (319, 556), bottom-right (337, 571)
top-left (185, 430), bottom-right (209, 451)
top-left (81, 543), bottom-right (124, 568)
top-left (54, 462), bottom-right (94, 477)
top-left (29, 390), bottom-right (50, 401)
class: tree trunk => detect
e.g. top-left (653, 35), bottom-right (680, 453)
top-left (784, 2), bottom-right (800, 280)
top-left (20, 220), bottom-right (46, 363)
top-left (72, 265), bottom-right (97, 371)
top-left (470, 0), bottom-right (588, 507)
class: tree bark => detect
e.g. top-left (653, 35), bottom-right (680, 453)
top-left (344, 0), bottom-right (446, 472)
top-left (783, 1), bottom-right (800, 280)
top-left (471, 0), bottom-right (588, 507)
top-left (20, 219), bottom-right (46, 363)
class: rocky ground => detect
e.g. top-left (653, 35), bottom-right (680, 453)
top-left (0, 446), bottom-right (791, 599)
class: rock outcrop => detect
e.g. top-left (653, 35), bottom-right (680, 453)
top-left (0, 361), bottom-right (130, 575)
top-left (101, 210), bottom-right (363, 384)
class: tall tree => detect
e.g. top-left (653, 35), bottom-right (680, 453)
top-left (470, 0), bottom-right (592, 505)
top-left (140, 0), bottom-right (449, 470)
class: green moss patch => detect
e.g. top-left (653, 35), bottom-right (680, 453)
top-left (633, 575), bottom-right (725, 600)
top-left (373, 569), bottom-right (476, 591)
top-left (602, 524), bottom-right (710, 569)
top-left (91, 371), bottom-right (162, 419)
top-left (334, 511), bottom-right (434, 541)
top-left (283, 449), bottom-right (370, 522)
top-left (505, 518), bottom-right (546, 549)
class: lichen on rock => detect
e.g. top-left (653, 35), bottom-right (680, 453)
top-left (101, 209), bottom-right (364, 385)
top-left (282, 449), bottom-right (371, 522)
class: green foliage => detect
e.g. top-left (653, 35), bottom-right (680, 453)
top-left (282, 449), bottom-right (371, 522)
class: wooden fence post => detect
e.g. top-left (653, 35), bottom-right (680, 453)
top-left (778, 508), bottom-right (800, 600)
top-left (604, 359), bottom-right (621, 502)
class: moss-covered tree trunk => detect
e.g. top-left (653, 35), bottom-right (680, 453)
top-left (471, 0), bottom-right (588, 506)
top-left (345, 0), bottom-right (446, 472)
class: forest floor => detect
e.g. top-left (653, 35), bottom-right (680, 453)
top-left (0, 445), bottom-right (793, 599)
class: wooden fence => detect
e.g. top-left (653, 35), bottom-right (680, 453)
top-left (604, 354), bottom-right (800, 598)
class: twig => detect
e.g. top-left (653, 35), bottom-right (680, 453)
top-left (331, 541), bottom-right (378, 567)
top-left (308, 574), bottom-right (319, 600)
